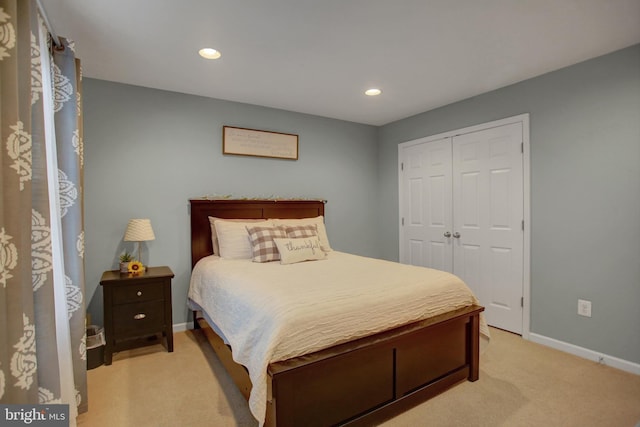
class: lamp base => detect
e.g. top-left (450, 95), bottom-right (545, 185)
top-left (136, 241), bottom-right (142, 264)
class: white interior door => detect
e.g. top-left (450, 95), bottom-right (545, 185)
top-left (399, 118), bottom-right (526, 335)
top-left (400, 138), bottom-right (452, 271)
top-left (452, 122), bottom-right (524, 333)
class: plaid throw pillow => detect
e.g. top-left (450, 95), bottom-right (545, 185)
top-left (285, 224), bottom-right (318, 239)
top-left (246, 226), bottom-right (287, 262)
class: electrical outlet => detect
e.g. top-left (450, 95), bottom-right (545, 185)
top-left (578, 299), bottom-right (592, 317)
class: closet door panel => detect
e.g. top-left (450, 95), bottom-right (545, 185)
top-left (400, 139), bottom-right (453, 272)
top-left (452, 123), bottom-right (524, 333)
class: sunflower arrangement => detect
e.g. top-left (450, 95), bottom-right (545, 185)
top-left (127, 260), bottom-right (145, 274)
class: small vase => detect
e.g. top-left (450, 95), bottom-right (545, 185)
top-left (119, 262), bottom-right (129, 273)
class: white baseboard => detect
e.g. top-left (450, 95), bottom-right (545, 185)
top-left (528, 332), bottom-right (640, 376)
top-left (172, 322), bottom-right (192, 333)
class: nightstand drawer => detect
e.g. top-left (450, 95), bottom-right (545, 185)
top-left (113, 300), bottom-right (165, 338)
top-left (112, 281), bottom-right (165, 304)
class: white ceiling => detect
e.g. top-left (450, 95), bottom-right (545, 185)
top-left (41, 0), bottom-right (640, 126)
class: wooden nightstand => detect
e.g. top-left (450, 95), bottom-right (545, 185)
top-left (100, 266), bottom-right (174, 365)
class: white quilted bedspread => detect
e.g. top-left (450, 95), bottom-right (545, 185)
top-left (188, 251), bottom-right (489, 426)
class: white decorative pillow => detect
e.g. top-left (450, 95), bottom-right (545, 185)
top-left (209, 217), bottom-right (268, 255)
top-left (273, 216), bottom-right (332, 252)
top-left (214, 219), bottom-right (268, 259)
top-left (273, 236), bottom-right (327, 265)
top-left (246, 226), bottom-right (287, 263)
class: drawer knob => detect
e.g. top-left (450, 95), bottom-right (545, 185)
top-left (137, 291), bottom-right (142, 297)
top-left (133, 313), bottom-right (146, 320)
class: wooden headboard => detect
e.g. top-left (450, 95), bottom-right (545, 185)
top-left (189, 199), bottom-right (326, 267)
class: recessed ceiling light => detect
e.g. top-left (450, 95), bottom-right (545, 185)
top-left (199, 48), bottom-right (221, 59)
top-left (365, 88), bottom-right (382, 96)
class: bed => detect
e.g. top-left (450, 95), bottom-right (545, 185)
top-left (188, 198), bottom-right (486, 427)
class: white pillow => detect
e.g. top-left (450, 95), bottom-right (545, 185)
top-left (273, 236), bottom-right (327, 265)
top-left (209, 217), bottom-right (268, 255)
top-left (214, 219), bottom-right (269, 259)
top-left (272, 216), bottom-right (331, 252)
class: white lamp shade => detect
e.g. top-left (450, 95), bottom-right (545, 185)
top-left (124, 219), bottom-right (155, 241)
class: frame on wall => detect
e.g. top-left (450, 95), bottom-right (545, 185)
top-left (223, 126), bottom-right (299, 160)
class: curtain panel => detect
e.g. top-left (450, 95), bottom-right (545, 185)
top-left (0, 0), bottom-right (86, 419)
top-left (52, 35), bottom-right (87, 414)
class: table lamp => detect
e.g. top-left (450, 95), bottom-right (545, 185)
top-left (124, 218), bottom-right (155, 265)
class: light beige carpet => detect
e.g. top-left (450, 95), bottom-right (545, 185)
top-left (78, 328), bottom-right (640, 427)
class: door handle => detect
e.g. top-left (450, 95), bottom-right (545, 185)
top-left (453, 232), bottom-right (461, 238)
top-left (443, 231), bottom-right (451, 238)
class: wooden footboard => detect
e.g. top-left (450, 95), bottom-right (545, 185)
top-left (189, 199), bottom-right (484, 425)
top-left (195, 304), bottom-right (483, 427)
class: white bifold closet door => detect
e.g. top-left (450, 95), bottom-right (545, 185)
top-left (400, 121), bottom-right (524, 334)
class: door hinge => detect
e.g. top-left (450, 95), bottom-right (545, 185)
top-left (521, 142), bottom-right (524, 153)
top-left (401, 162), bottom-right (404, 171)
top-left (401, 217), bottom-right (404, 226)
top-left (521, 297), bottom-right (524, 307)
top-left (522, 220), bottom-right (524, 230)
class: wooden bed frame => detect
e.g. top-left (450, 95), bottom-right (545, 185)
top-left (189, 198), bottom-right (484, 427)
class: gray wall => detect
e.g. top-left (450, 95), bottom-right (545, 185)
top-left (378, 45), bottom-right (640, 364)
top-left (84, 80), bottom-right (379, 327)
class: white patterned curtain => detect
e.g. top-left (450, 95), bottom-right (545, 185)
top-left (0, 0), bottom-right (86, 421)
